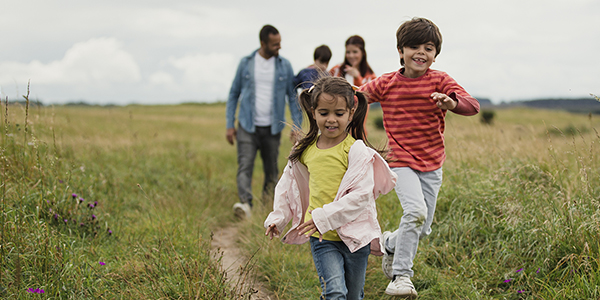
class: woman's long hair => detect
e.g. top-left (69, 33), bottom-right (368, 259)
top-left (289, 76), bottom-right (384, 162)
top-left (339, 35), bottom-right (374, 78)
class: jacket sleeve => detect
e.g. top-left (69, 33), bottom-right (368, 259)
top-left (264, 160), bottom-right (295, 234)
top-left (311, 157), bottom-right (375, 233)
top-left (226, 58), bottom-right (245, 129)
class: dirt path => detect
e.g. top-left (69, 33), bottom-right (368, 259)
top-left (212, 224), bottom-right (276, 300)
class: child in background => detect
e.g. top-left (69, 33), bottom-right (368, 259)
top-left (265, 76), bottom-right (397, 300)
top-left (294, 45), bottom-right (332, 90)
top-left (329, 35), bottom-right (376, 87)
top-left (359, 17), bottom-right (480, 298)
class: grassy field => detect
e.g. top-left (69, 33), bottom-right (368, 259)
top-left (1, 99), bottom-right (599, 299)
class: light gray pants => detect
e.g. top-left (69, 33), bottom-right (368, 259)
top-left (385, 167), bottom-right (443, 278)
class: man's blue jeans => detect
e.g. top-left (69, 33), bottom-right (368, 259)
top-left (236, 126), bottom-right (280, 206)
top-left (310, 237), bottom-right (370, 300)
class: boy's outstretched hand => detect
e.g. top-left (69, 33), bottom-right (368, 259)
top-left (265, 224), bottom-right (279, 240)
top-left (431, 92), bottom-right (457, 110)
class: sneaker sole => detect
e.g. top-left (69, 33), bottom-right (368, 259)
top-left (233, 206), bottom-right (246, 219)
top-left (384, 289), bottom-right (418, 299)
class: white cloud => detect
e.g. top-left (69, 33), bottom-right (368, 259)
top-left (146, 52), bottom-right (237, 99)
top-left (131, 6), bottom-right (243, 39)
top-left (168, 53), bottom-right (235, 83)
top-left (0, 37), bottom-right (141, 86)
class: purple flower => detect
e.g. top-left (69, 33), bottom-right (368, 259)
top-left (63, 219), bottom-right (68, 223)
top-left (79, 197), bottom-right (84, 203)
top-left (49, 208), bottom-right (52, 212)
top-left (54, 214), bottom-right (59, 220)
top-left (504, 279), bottom-right (512, 283)
top-left (536, 268), bottom-right (540, 273)
top-left (99, 261), bottom-right (106, 266)
top-left (91, 214), bottom-right (96, 220)
top-left (108, 229), bottom-right (112, 235)
top-left (59, 179), bottom-right (64, 183)
top-left (27, 288), bottom-right (44, 294)
top-left (80, 223), bottom-right (85, 227)
top-left (88, 203), bottom-right (95, 209)
top-left (72, 193), bottom-right (77, 198)
top-left (94, 201), bottom-right (98, 206)
top-left (516, 268), bottom-right (523, 273)
top-left (517, 290), bottom-right (524, 294)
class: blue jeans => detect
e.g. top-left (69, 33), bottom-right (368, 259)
top-left (385, 167), bottom-right (443, 278)
top-left (236, 126), bottom-right (281, 206)
top-left (310, 237), bottom-right (370, 300)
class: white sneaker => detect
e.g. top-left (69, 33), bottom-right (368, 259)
top-left (381, 231), bottom-right (394, 279)
top-left (385, 276), bottom-right (418, 298)
top-left (233, 202), bottom-right (251, 219)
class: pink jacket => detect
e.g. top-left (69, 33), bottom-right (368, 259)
top-left (264, 140), bottom-right (397, 255)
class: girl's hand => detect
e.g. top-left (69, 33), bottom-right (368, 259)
top-left (344, 65), bottom-right (360, 78)
top-left (297, 216), bottom-right (323, 242)
top-left (431, 92), bottom-right (457, 110)
top-left (265, 224), bottom-right (279, 240)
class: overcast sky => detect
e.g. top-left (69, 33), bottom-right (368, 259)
top-left (1, 0), bottom-right (599, 105)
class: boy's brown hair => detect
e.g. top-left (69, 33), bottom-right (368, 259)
top-left (396, 17), bottom-right (443, 66)
top-left (313, 45), bottom-right (332, 64)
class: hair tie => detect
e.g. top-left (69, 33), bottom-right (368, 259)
top-left (308, 85), bottom-right (315, 93)
top-left (351, 84), bottom-right (359, 95)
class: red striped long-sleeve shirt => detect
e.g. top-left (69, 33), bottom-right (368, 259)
top-left (359, 68), bottom-right (479, 171)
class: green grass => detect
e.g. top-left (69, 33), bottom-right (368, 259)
top-left (1, 99), bottom-right (599, 299)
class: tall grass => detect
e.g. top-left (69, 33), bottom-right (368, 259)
top-left (0, 99), bottom-right (250, 298)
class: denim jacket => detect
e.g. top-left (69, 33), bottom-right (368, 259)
top-left (264, 140), bottom-right (398, 255)
top-left (226, 50), bottom-right (302, 135)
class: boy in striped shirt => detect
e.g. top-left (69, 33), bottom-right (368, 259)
top-left (359, 17), bottom-right (480, 298)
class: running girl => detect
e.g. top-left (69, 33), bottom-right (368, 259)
top-left (264, 76), bottom-right (397, 300)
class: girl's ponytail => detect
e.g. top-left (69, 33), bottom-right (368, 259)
top-left (289, 86), bottom-right (319, 162)
top-left (348, 91), bottom-right (387, 157)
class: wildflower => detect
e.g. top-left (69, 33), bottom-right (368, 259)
top-left (536, 268), bottom-right (540, 273)
top-left (517, 290), bottom-right (524, 294)
top-left (88, 203), bottom-right (95, 209)
top-left (54, 214), bottom-right (59, 220)
top-left (80, 223), bottom-right (85, 227)
top-left (91, 214), bottom-right (96, 220)
top-left (504, 279), bottom-right (512, 283)
top-left (94, 201), bottom-right (98, 206)
top-left (49, 208), bottom-right (52, 212)
top-left (99, 261), bottom-right (106, 266)
top-left (63, 219), bottom-right (68, 223)
top-left (79, 197), bottom-right (84, 203)
top-left (108, 229), bottom-right (112, 235)
top-left (27, 288), bottom-right (44, 293)
top-left (516, 268), bottom-right (523, 273)
top-left (59, 179), bottom-right (63, 183)
top-left (72, 193), bottom-right (77, 198)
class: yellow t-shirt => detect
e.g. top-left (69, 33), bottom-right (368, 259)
top-left (300, 134), bottom-right (355, 241)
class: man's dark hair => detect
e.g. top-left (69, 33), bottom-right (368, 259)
top-left (259, 25), bottom-right (279, 44)
top-left (313, 45), bottom-right (332, 63)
